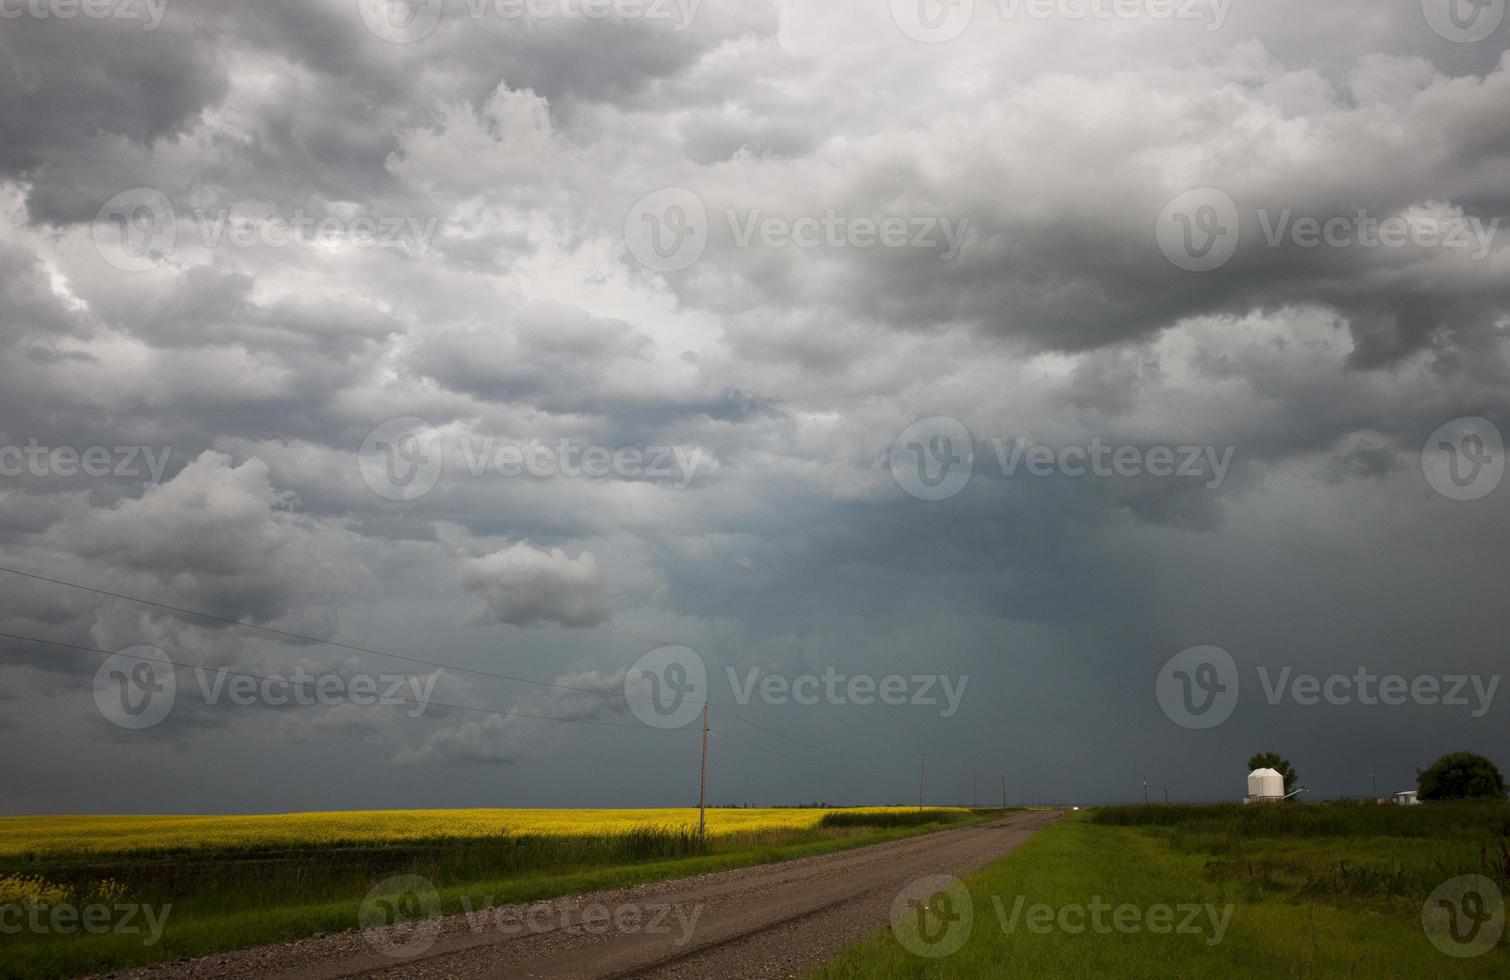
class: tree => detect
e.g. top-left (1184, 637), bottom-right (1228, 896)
top-left (1248, 752), bottom-right (1298, 795)
top-left (1417, 752), bottom-right (1506, 801)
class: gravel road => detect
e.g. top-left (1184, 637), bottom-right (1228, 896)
top-left (101, 810), bottom-right (1060, 980)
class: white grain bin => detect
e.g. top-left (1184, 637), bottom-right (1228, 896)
top-left (1246, 768), bottom-right (1284, 803)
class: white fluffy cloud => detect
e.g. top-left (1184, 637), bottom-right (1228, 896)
top-left (461, 542), bottom-right (613, 628)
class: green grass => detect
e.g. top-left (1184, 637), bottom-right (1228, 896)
top-left (1091, 800), bottom-right (1510, 839)
top-left (0, 812), bottom-right (1001, 979)
top-left (814, 805), bottom-right (1510, 978)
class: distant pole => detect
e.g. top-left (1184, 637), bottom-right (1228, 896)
top-left (1144, 777), bottom-right (1149, 805)
top-left (974, 773), bottom-right (978, 808)
top-left (1370, 773), bottom-right (1377, 800)
top-left (698, 704), bottom-right (709, 837)
top-left (1001, 774), bottom-right (1007, 810)
top-left (919, 754), bottom-right (926, 811)
top-left (1164, 788), bottom-right (1170, 804)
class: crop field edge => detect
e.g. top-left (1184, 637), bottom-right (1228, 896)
top-left (0, 808), bottom-right (1007, 979)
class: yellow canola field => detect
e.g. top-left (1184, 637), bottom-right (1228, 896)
top-left (0, 807), bottom-right (950, 857)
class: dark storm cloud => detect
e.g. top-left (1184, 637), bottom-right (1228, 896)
top-left (0, 15), bottom-right (225, 177)
top-left (660, 51), bottom-right (1510, 368)
top-left (0, 0), bottom-right (1506, 810)
top-left (4, 0), bottom-right (778, 231)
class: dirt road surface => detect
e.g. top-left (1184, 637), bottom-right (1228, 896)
top-left (105, 810), bottom-right (1061, 980)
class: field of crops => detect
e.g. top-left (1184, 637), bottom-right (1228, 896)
top-left (0, 806), bottom-right (983, 979)
top-left (0, 807), bottom-right (942, 858)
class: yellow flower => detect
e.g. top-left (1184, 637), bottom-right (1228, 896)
top-left (0, 874), bottom-right (70, 907)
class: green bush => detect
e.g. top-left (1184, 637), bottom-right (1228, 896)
top-left (1418, 751), bottom-right (1507, 801)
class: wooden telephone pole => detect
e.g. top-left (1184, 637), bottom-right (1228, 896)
top-left (1001, 774), bottom-right (1007, 810)
top-left (698, 704), bottom-right (709, 837)
top-left (918, 754), bottom-right (926, 811)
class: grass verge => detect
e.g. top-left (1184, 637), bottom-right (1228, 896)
top-left (813, 804), bottom-right (1510, 978)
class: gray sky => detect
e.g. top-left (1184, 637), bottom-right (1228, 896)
top-left (1, 0), bottom-right (1508, 814)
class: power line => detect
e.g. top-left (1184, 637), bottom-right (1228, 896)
top-left (0, 564), bottom-right (886, 766)
top-left (0, 564), bottom-right (664, 704)
top-left (0, 630), bottom-right (667, 733)
top-left (3, 628), bottom-right (895, 782)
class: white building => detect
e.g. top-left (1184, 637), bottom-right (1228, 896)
top-left (1246, 767), bottom-right (1285, 803)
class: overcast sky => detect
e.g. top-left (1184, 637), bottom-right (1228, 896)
top-left (1, 0), bottom-right (1508, 814)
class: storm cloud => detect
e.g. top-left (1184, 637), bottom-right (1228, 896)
top-left (0, 0), bottom-right (1507, 812)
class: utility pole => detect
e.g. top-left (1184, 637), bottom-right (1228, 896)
top-left (973, 773), bottom-right (978, 808)
top-left (698, 704), bottom-right (709, 837)
top-left (1001, 774), bottom-right (1007, 810)
top-left (1370, 773), bottom-right (1377, 800)
top-left (1144, 777), bottom-right (1149, 805)
top-left (919, 754), bottom-right (926, 811)
top-left (1164, 787), bottom-right (1170, 804)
